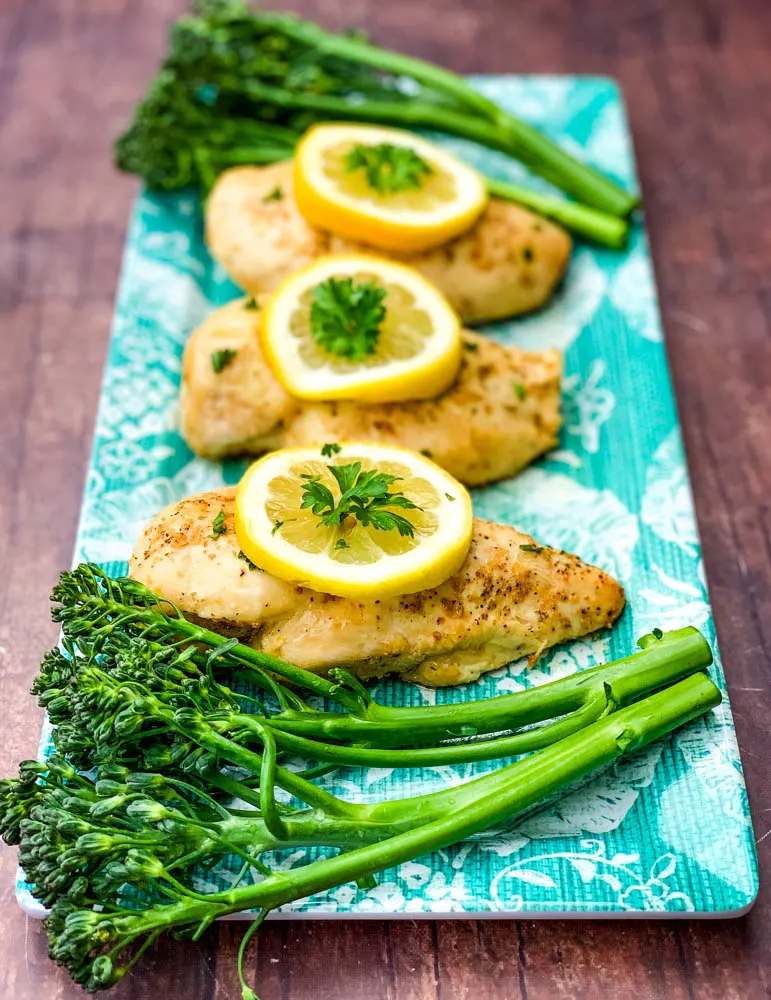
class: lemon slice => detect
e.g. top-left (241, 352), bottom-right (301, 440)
top-left (294, 123), bottom-right (488, 252)
top-left (260, 254), bottom-right (462, 402)
top-left (235, 442), bottom-right (473, 599)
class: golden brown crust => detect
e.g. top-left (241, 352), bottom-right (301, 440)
top-left (130, 491), bottom-right (625, 688)
top-left (283, 332), bottom-right (562, 486)
top-left (179, 299), bottom-right (299, 459)
top-left (205, 163), bottom-right (331, 293)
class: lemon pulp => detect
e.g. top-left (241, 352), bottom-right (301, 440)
top-left (321, 141), bottom-right (458, 212)
top-left (265, 455), bottom-right (441, 565)
top-left (290, 270), bottom-right (434, 373)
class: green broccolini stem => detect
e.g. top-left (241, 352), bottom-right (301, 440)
top-left (253, 723), bottom-right (288, 839)
top-left (242, 690), bottom-right (611, 767)
top-left (233, 77), bottom-right (522, 159)
top-left (76, 674), bottom-right (719, 929)
top-left (105, 626), bottom-right (710, 772)
top-left (250, 11), bottom-right (637, 217)
top-left (246, 673), bottom-right (719, 910)
top-left (118, 5), bottom-right (638, 225)
top-left (51, 568), bottom-right (712, 758)
top-left (486, 176), bottom-right (630, 248)
top-left (258, 626), bottom-right (713, 746)
top-left (490, 115), bottom-right (637, 218)
top-left (177, 726), bottom-right (358, 818)
top-left (284, 671), bottom-right (721, 846)
top-left (238, 910), bottom-right (269, 1000)
top-left (253, 13), bottom-right (504, 124)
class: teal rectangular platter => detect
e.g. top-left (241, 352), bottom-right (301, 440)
top-left (17, 76), bottom-right (758, 918)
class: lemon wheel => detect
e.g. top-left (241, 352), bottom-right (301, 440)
top-left (235, 443), bottom-right (473, 599)
top-left (260, 254), bottom-right (462, 403)
top-left (294, 123), bottom-right (488, 252)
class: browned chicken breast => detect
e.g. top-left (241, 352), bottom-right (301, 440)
top-left (205, 162), bottom-right (572, 325)
top-left (129, 490), bottom-right (625, 687)
top-left (181, 299), bottom-right (562, 486)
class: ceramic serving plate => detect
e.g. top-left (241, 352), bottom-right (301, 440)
top-left (17, 76), bottom-right (758, 919)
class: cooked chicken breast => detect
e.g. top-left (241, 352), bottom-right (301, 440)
top-left (130, 490), bottom-right (625, 687)
top-left (205, 162), bottom-right (572, 325)
top-left (181, 299), bottom-right (562, 486)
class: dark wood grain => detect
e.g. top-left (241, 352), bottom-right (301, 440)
top-left (1, 0), bottom-right (770, 997)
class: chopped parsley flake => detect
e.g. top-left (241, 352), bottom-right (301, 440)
top-left (237, 550), bottom-right (259, 570)
top-left (210, 509), bottom-right (227, 539)
top-left (211, 349), bottom-right (237, 374)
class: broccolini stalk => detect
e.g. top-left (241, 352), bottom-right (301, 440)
top-left (260, 627), bottom-right (713, 751)
top-left (167, 1), bottom-right (637, 217)
top-left (43, 565), bottom-right (716, 775)
top-left (218, 674), bottom-right (720, 910)
top-left (10, 673), bottom-right (718, 993)
top-left (486, 177), bottom-right (630, 249)
top-left (114, 60), bottom-right (630, 246)
top-left (2, 560), bottom-right (721, 993)
top-left (49, 564), bottom-right (712, 744)
top-left (18, 660), bottom-right (718, 920)
top-left (115, 1), bottom-right (637, 245)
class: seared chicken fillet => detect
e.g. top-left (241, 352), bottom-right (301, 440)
top-left (130, 490), bottom-right (625, 688)
top-left (206, 162), bottom-right (572, 325)
top-left (181, 299), bottom-right (562, 486)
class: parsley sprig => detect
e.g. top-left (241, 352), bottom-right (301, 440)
top-left (300, 462), bottom-right (420, 538)
top-left (310, 277), bottom-right (386, 361)
top-left (345, 143), bottom-right (432, 194)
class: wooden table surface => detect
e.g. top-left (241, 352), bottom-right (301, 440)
top-left (1, 0), bottom-right (770, 997)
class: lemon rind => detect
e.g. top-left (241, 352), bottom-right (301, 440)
top-left (260, 254), bottom-right (462, 403)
